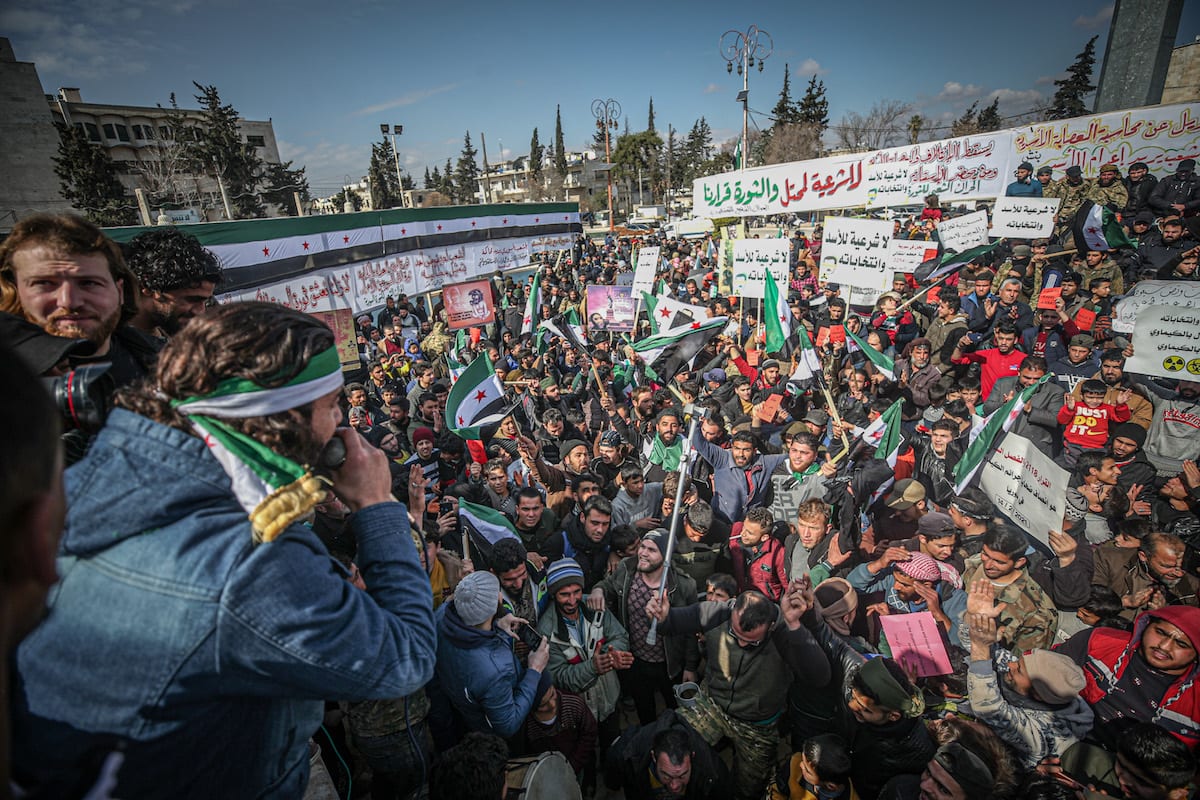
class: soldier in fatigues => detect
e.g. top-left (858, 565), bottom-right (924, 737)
top-left (1088, 163), bottom-right (1129, 213)
top-left (1052, 166), bottom-right (1094, 243)
top-left (957, 525), bottom-right (1059, 653)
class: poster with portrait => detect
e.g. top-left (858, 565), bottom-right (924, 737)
top-left (586, 285), bottom-right (636, 332)
top-left (443, 278), bottom-right (496, 330)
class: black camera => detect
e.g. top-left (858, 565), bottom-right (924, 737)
top-left (43, 363), bottom-right (114, 433)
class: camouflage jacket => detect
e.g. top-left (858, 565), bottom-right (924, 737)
top-left (1054, 179), bottom-right (1093, 222)
top-left (959, 558), bottom-right (1058, 653)
top-left (1079, 257), bottom-right (1124, 295)
top-left (1088, 180), bottom-right (1129, 213)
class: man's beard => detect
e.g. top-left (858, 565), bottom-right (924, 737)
top-left (45, 306), bottom-right (121, 348)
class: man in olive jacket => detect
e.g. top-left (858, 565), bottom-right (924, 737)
top-left (647, 585), bottom-right (831, 800)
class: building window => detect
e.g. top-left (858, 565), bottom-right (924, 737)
top-left (76, 122), bottom-right (102, 142)
top-left (246, 135), bottom-right (265, 147)
top-left (132, 124), bottom-right (154, 140)
top-left (115, 125), bottom-right (130, 142)
top-left (159, 125), bottom-right (171, 139)
top-left (102, 123), bottom-right (116, 140)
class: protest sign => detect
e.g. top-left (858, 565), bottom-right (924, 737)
top-left (1127, 303), bottom-right (1200, 380)
top-left (586, 285), bottom-right (637, 332)
top-left (694, 153), bottom-right (869, 217)
top-left (732, 239), bottom-right (790, 299)
top-left (867, 132), bottom-right (1013, 208)
top-left (819, 217), bottom-right (892, 291)
top-left (443, 278), bottom-right (496, 329)
top-left (979, 433), bottom-right (1069, 546)
top-left (308, 308), bottom-right (359, 368)
top-left (990, 197), bottom-right (1061, 239)
top-left (1111, 280), bottom-right (1200, 334)
top-left (633, 246), bottom-right (660, 295)
top-left (936, 210), bottom-right (990, 254)
top-left (878, 612), bottom-right (953, 677)
top-left (889, 239), bottom-right (940, 273)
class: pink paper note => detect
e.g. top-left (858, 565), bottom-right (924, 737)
top-left (878, 611), bottom-right (953, 677)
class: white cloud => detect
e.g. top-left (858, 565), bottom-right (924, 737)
top-left (1075, 3), bottom-right (1114, 29)
top-left (935, 81), bottom-right (984, 102)
top-left (795, 58), bottom-right (825, 76)
top-left (703, 83), bottom-right (722, 94)
top-left (353, 84), bottom-right (459, 116)
top-left (278, 139), bottom-right (371, 188)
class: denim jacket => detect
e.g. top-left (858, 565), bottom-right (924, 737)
top-left (13, 410), bottom-right (436, 799)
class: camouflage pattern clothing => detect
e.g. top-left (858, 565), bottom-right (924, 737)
top-left (1055, 178), bottom-right (1094, 222)
top-left (958, 557), bottom-right (1058, 653)
top-left (1088, 179), bottom-right (1129, 213)
top-left (1079, 256), bottom-right (1125, 295)
top-left (678, 688), bottom-right (780, 800)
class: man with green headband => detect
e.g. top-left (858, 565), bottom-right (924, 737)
top-left (11, 302), bottom-right (437, 800)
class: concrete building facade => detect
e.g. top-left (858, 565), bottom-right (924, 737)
top-left (1093, 0), bottom-right (1185, 112)
top-left (1162, 38), bottom-right (1200, 104)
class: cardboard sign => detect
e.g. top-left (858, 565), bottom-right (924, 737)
top-left (820, 217), bottom-right (893, 291)
top-left (878, 611), bottom-right (953, 677)
top-left (936, 210), bottom-right (990, 254)
top-left (1036, 287), bottom-right (1062, 310)
top-left (889, 239), bottom-right (941, 273)
top-left (1112, 280), bottom-right (1200, 334)
top-left (1127, 303), bottom-right (1200, 380)
top-left (443, 279), bottom-right (496, 329)
top-left (1073, 307), bottom-right (1097, 331)
top-left (978, 433), bottom-right (1069, 546)
top-left (308, 308), bottom-right (359, 367)
top-left (732, 239), bottom-right (790, 299)
top-left (990, 196), bottom-right (1061, 239)
top-left (633, 246), bottom-right (660, 295)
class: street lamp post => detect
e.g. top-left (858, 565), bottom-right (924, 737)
top-left (720, 25), bottom-right (772, 172)
top-left (379, 123), bottom-right (405, 207)
top-left (591, 98), bottom-right (621, 232)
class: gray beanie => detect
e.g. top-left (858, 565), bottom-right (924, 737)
top-left (453, 571), bottom-right (500, 626)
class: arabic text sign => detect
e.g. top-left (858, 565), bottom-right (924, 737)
top-left (633, 246), bottom-right (660, 295)
top-left (731, 239), bottom-right (790, 299)
top-left (694, 154), bottom-right (868, 217)
top-left (979, 433), bottom-right (1069, 546)
top-left (443, 278), bottom-right (496, 330)
top-left (308, 308), bottom-right (359, 367)
top-left (819, 218), bottom-right (893, 291)
top-left (1111, 280), bottom-right (1200, 334)
top-left (867, 132), bottom-right (1012, 208)
top-left (889, 239), bottom-right (940, 273)
top-left (878, 612), bottom-right (953, 677)
top-left (1011, 103), bottom-right (1200, 178)
top-left (936, 210), bottom-right (990, 253)
top-left (586, 285), bottom-right (637, 332)
top-left (990, 197), bottom-right (1061, 239)
top-left (1127, 304), bottom-right (1200, 381)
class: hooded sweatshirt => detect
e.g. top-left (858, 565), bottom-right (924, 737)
top-left (1056, 605), bottom-right (1200, 750)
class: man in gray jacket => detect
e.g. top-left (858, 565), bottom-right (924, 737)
top-left (984, 356), bottom-right (1064, 457)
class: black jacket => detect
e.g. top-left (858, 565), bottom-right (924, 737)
top-left (605, 710), bottom-right (732, 799)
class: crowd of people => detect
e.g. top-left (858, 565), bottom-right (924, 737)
top-left (0, 156), bottom-right (1199, 800)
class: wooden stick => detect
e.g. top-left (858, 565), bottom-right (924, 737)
top-left (828, 440), bottom-right (853, 465)
top-left (820, 384), bottom-right (851, 452)
top-left (896, 272), bottom-right (953, 313)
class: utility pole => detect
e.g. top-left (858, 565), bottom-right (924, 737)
top-left (721, 26), bottom-right (772, 173)
top-left (480, 131), bottom-right (492, 204)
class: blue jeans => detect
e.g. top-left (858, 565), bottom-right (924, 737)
top-left (349, 722), bottom-right (430, 800)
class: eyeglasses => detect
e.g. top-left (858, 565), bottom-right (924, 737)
top-left (727, 621), bottom-right (767, 648)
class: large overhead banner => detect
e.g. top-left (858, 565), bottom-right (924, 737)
top-left (865, 132), bottom-right (1012, 208)
top-left (692, 102), bottom-right (1200, 218)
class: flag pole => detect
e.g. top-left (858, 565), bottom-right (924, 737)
top-left (645, 409), bottom-right (702, 646)
top-left (895, 271), bottom-right (953, 313)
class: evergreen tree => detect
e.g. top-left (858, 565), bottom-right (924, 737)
top-left (554, 105), bottom-right (568, 177)
top-left (368, 137), bottom-right (401, 209)
top-left (647, 97), bottom-right (656, 133)
top-left (400, 172), bottom-right (414, 191)
top-left (771, 64), bottom-right (799, 124)
top-left (441, 157), bottom-right (455, 199)
top-left (52, 122), bottom-right (135, 226)
top-left (430, 165), bottom-right (442, 192)
top-left (528, 127), bottom-right (544, 199)
top-left (453, 131), bottom-right (480, 204)
top-left (260, 160), bottom-right (310, 216)
top-left (950, 101), bottom-right (980, 137)
top-left (423, 166), bottom-right (432, 189)
top-left (1047, 36), bottom-right (1098, 120)
top-left (796, 74), bottom-right (829, 132)
top-left (190, 82), bottom-right (265, 218)
top-left (976, 98), bottom-right (1002, 132)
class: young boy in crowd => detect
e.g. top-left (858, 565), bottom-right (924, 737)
top-left (768, 733), bottom-right (858, 800)
top-left (1057, 379), bottom-right (1131, 467)
top-left (729, 507), bottom-right (788, 601)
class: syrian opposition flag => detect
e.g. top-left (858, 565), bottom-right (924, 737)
top-left (459, 498), bottom-right (519, 568)
top-left (788, 326), bottom-right (822, 393)
top-left (952, 375), bottom-right (1050, 493)
top-left (845, 327), bottom-right (896, 382)
top-left (644, 291), bottom-right (710, 334)
top-left (914, 241), bottom-right (1002, 284)
top-left (521, 271), bottom-right (542, 336)
top-left (445, 353), bottom-right (513, 439)
top-left (860, 399), bottom-right (905, 502)
top-left (539, 308), bottom-right (590, 357)
top-left (632, 316), bottom-right (727, 382)
top-left (764, 270), bottom-right (792, 353)
top-left (1073, 200), bottom-right (1134, 252)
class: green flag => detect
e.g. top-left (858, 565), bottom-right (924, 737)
top-left (764, 269), bottom-right (791, 353)
top-left (952, 375), bottom-right (1051, 493)
top-left (845, 327), bottom-right (895, 381)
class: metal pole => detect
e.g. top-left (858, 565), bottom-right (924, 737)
top-left (605, 124), bottom-right (614, 232)
top-left (742, 47), bottom-right (749, 173)
top-left (646, 410), bottom-right (703, 645)
top-left (390, 129), bottom-right (404, 205)
top-left (480, 131), bottom-right (492, 205)
top-left (215, 172), bottom-right (234, 220)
